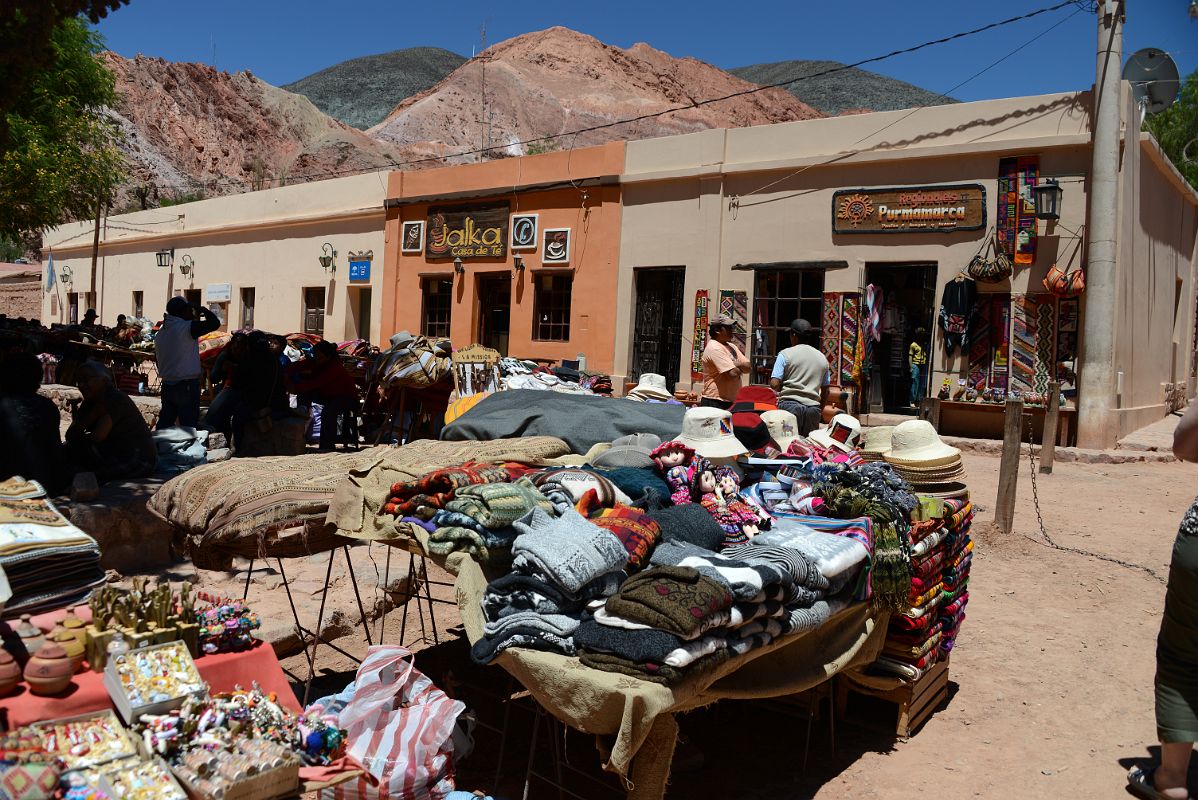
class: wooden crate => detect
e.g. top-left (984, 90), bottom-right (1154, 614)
top-left (835, 657), bottom-right (950, 739)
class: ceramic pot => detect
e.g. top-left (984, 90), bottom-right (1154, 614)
top-left (0, 650), bottom-right (21, 696)
top-left (15, 614), bottom-right (45, 657)
top-left (23, 642), bottom-right (74, 696)
top-left (53, 630), bottom-right (86, 673)
top-left (62, 608), bottom-right (87, 648)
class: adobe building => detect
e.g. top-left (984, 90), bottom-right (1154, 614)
top-left (40, 172), bottom-right (387, 341)
top-left (616, 89), bottom-right (1198, 448)
top-left (382, 142), bottom-right (623, 373)
top-left (0, 263), bottom-right (43, 320)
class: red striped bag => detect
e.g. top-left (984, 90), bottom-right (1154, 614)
top-left (324, 646), bottom-right (466, 800)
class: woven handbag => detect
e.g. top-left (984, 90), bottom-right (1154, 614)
top-left (967, 231), bottom-right (1013, 284)
top-left (1043, 262), bottom-right (1086, 296)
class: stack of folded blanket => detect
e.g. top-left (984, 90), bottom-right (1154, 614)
top-left (383, 461), bottom-right (528, 517)
top-left (873, 498), bottom-right (972, 681)
top-left (471, 505), bottom-right (630, 664)
top-left (426, 477), bottom-right (558, 562)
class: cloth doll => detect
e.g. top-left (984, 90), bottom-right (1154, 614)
top-left (689, 458), bottom-right (749, 548)
top-left (714, 466), bottom-right (770, 538)
top-left (650, 441), bottom-right (696, 506)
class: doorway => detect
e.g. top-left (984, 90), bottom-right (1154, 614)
top-left (348, 286), bottom-right (372, 341)
top-left (477, 275), bottom-right (511, 355)
top-left (863, 263), bottom-right (937, 413)
top-left (303, 287), bottom-right (326, 336)
top-left (631, 267), bottom-right (685, 386)
top-left (183, 288), bottom-right (201, 307)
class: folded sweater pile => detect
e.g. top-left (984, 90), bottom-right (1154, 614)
top-left (427, 477), bottom-right (557, 561)
top-left (384, 461), bottom-right (527, 517)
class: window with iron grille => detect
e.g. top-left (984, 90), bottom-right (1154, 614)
top-left (751, 270), bottom-right (825, 384)
top-left (421, 278), bottom-right (453, 339)
top-left (533, 273), bottom-right (572, 342)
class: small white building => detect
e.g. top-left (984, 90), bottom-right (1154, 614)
top-left (40, 172), bottom-right (387, 343)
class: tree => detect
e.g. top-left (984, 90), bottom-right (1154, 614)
top-left (1144, 69), bottom-right (1198, 192)
top-left (0, 16), bottom-right (126, 238)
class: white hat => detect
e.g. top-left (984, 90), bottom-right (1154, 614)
top-left (808, 413), bottom-right (862, 453)
top-left (591, 433), bottom-right (663, 469)
top-left (673, 407), bottom-right (749, 459)
top-left (885, 419), bottom-right (961, 467)
top-left (389, 330), bottom-right (415, 349)
top-left (859, 426), bottom-right (894, 455)
top-left (626, 373), bottom-right (673, 402)
top-left (761, 409), bottom-right (801, 452)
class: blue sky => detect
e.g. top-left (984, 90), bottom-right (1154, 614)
top-left (96, 0), bottom-right (1196, 103)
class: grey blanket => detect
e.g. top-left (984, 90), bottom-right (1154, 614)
top-left (441, 390), bottom-right (686, 453)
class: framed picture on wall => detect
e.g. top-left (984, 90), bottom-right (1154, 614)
top-left (510, 213), bottom-right (539, 250)
top-left (401, 221), bottom-right (425, 253)
top-left (542, 228), bottom-right (571, 264)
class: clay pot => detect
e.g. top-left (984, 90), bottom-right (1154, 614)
top-left (0, 650), bottom-right (21, 696)
top-left (62, 609), bottom-right (87, 648)
top-left (53, 630), bottom-right (86, 673)
top-left (23, 642), bottom-right (74, 696)
top-left (15, 614), bottom-right (45, 657)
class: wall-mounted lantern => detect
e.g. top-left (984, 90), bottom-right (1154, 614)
top-left (155, 248), bottom-right (174, 269)
top-left (453, 257), bottom-right (464, 275)
top-left (178, 254), bottom-right (195, 277)
top-left (1033, 178), bottom-right (1063, 220)
top-left (319, 242), bottom-right (337, 273)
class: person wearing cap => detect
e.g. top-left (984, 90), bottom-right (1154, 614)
top-left (700, 314), bottom-right (751, 410)
top-left (156, 296), bottom-right (221, 429)
top-left (768, 319), bottom-right (830, 436)
top-left (909, 326), bottom-right (929, 407)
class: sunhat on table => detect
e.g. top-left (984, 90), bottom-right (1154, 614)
top-left (389, 330), bottom-right (416, 349)
top-left (731, 411), bottom-right (772, 452)
top-left (760, 409), bottom-right (801, 452)
top-left (625, 373), bottom-right (674, 402)
top-left (859, 426), bottom-right (894, 455)
top-left (891, 461), bottom-right (966, 482)
top-left (673, 407), bottom-right (749, 459)
top-left (913, 482), bottom-right (970, 500)
top-left (730, 385), bottom-right (779, 414)
top-left (591, 433), bottom-right (663, 470)
top-left (885, 420), bottom-right (961, 467)
top-left (808, 413), bottom-right (862, 453)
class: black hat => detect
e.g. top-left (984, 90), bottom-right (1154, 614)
top-left (789, 318), bottom-right (813, 335)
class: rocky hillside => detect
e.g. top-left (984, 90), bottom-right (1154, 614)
top-left (283, 47), bottom-right (466, 130)
top-left (104, 53), bottom-right (404, 205)
top-left (369, 28), bottom-right (823, 163)
top-left (729, 60), bottom-right (954, 116)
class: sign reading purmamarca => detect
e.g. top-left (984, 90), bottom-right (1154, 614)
top-left (833, 185), bottom-right (986, 234)
top-left (426, 202), bottom-right (509, 258)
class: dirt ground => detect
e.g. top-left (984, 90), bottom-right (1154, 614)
top-left (251, 451), bottom-right (1198, 799)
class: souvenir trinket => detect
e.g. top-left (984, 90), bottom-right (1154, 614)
top-left (35, 711), bottom-right (137, 769)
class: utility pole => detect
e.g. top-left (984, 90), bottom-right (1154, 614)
top-left (1077, 0), bottom-right (1124, 449)
top-left (89, 195), bottom-right (102, 307)
top-left (477, 23), bottom-right (492, 160)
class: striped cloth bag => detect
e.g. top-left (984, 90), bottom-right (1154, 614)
top-left (324, 646), bottom-right (466, 800)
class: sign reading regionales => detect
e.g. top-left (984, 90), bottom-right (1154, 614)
top-left (426, 202), bottom-right (509, 259)
top-left (832, 184), bottom-right (986, 234)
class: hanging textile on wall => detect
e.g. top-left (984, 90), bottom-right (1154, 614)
top-left (1035, 300), bottom-right (1057, 394)
top-left (719, 289), bottom-right (749, 355)
top-left (821, 292), bottom-right (863, 386)
top-left (821, 291), bottom-right (841, 368)
top-left (690, 289), bottom-right (710, 377)
top-left (997, 156), bottom-right (1039, 266)
top-left (968, 294), bottom-right (1012, 391)
top-left (1010, 294), bottom-right (1060, 395)
top-left (1056, 297), bottom-right (1079, 361)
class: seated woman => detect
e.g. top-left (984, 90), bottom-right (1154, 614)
top-left (0, 352), bottom-right (66, 494)
top-left (286, 340), bottom-right (359, 450)
top-left (65, 362), bottom-right (158, 482)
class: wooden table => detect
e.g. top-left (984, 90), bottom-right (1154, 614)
top-left (932, 400), bottom-right (1076, 446)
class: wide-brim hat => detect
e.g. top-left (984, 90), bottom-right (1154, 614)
top-left (760, 409), bottom-right (801, 452)
top-left (808, 413), bottom-right (862, 453)
top-left (626, 373), bottom-right (674, 401)
top-left (731, 385), bottom-right (778, 413)
top-left (674, 407), bottom-right (749, 459)
top-left (389, 330), bottom-right (416, 349)
top-left (891, 460), bottom-right (966, 485)
top-left (859, 426), bottom-right (894, 455)
top-left (885, 420), bottom-right (960, 467)
top-left (912, 481), bottom-right (970, 500)
top-left (731, 411), bottom-right (771, 452)
top-left (591, 433), bottom-right (663, 469)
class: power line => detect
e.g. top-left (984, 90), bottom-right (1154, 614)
top-left (136, 0), bottom-right (1085, 196)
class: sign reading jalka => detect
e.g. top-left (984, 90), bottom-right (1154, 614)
top-left (426, 202), bottom-right (509, 259)
top-left (832, 184), bottom-right (986, 234)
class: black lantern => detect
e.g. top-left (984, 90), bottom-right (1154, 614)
top-left (155, 248), bottom-right (174, 268)
top-left (453, 257), bottom-right (464, 274)
top-left (513, 255), bottom-right (525, 272)
top-left (1033, 178), bottom-right (1063, 220)
top-left (178, 254), bottom-right (194, 277)
top-left (319, 242), bottom-right (336, 273)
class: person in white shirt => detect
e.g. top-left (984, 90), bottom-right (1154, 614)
top-left (155, 296), bottom-right (220, 429)
top-left (768, 319), bottom-right (830, 436)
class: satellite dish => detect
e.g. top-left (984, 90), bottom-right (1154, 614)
top-left (1123, 48), bottom-right (1180, 115)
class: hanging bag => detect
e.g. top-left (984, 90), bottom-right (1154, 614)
top-left (1043, 229), bottom-right (1086, 297)
top-left (966, 230), bottom-right (1013, 284)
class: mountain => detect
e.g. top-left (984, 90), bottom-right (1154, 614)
top-left (729, 60), bottom-right (955, 116)
top-left (283, 47), bottom-right (466, 130)
top-left (103, 53), bottom-right (405, 206)
top-left (368, 28), bottom-right (824, 163)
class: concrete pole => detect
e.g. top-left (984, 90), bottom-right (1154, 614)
top-left (1077, 0), bottom-right (1124, 449)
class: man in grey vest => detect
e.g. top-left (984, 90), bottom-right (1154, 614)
top-left (768, 319), bottom-right (830, 436)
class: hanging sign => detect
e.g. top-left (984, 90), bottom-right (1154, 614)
top-left (832, 184), bottom-right (986, 234)
top-left (426, 202), bottom-right (509, 259)
top-left (348, 250), bottom-right (373, 282)
top-left (206, 284), bottom-right (231, 303)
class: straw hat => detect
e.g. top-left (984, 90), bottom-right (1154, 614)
top-left (591, 433), bottom-right (663, 469)
top-left (808, 413), bottom-right (862, 453)
top-left (884, 420), bottom-right (961, 467)
top-left (761, 409), bottom-right (801, 452)
top-left (673, 407), bottom-right (749, 459)
top-left (891, 460), bottom-right (966, 485)
top-left (911, 482), bottom-right (970, 500)
top-left (626, 373), bottom-right (674, 402)
top-left (859, 426), bottom-right (894, 456)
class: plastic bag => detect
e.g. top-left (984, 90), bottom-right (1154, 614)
top-left (323, 646), bottom-right (466, 800)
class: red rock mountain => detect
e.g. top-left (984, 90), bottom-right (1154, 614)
top-left (369, 28), bottom-right (823, 163)
top-left (103, 53), bottom-right (404, 203)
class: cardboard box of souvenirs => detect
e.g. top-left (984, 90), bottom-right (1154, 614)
top-left (104, 640), bottom-right (206, 724)
top-left (33, 710), bottom-right (140, 771)
top-left (170, 740), bottom-right (301, 800)
top-left (98, 756), bottom-right (189, 800)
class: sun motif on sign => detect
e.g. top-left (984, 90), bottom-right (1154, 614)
top-left (837, 194), bottom-right (874, 226)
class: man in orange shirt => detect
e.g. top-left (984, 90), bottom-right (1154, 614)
top-left (700, 314), bottom-right (751, 409)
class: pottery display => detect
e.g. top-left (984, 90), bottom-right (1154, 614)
top-left (53, 629), bottom-right (86, 672)
top-left (23, 642), bottom-right (74, 696)
top-left (0, 650), bottom-right (21, 696)
top-left (15, 614), bottom-right (46, 657)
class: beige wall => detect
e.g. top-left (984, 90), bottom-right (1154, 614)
top-left (0, 274), bottom-right (41, 320)
top-left (40, 173), bottom-right (388, 342)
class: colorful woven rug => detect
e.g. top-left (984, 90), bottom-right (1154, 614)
top-left (997, 156), bottom-right (1039, 266)
top-left (1010, 295), bottom-right (1038, 393)
top-left (691, 289), bottom-right (709, 377)
top-left (1056, 297), bottom-right (1079, 361)
top-left (719, 289), bottom-right (749, 355)
top-left (820, 292), bottom-right (862, 385)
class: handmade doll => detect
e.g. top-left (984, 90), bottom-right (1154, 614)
top-left (690, 458), bottom-right (751, 547)
top-left (651, 441), bottom-right (696, 506)
top-left (714, 466), bottom-right (770, 537)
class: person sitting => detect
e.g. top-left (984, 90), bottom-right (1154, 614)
top-left (65, 362), bottom-right (157, 482)
top-left (0, 352), bottom-right (66, 494)
top-left (286, 341), bottom-right (359, 450)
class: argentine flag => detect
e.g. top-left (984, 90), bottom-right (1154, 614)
top-left (45, 250), bottom-right (55, 291)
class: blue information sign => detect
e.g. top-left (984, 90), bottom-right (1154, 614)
top-left (348, 260), bottom-right (371, 282)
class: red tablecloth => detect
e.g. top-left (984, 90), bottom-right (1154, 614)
top-left (0, 642), bottom-right (299, 730)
